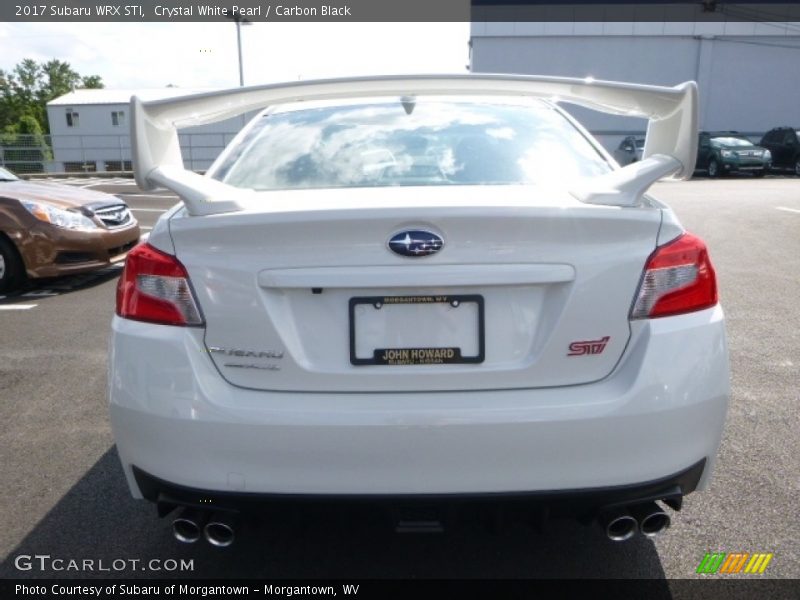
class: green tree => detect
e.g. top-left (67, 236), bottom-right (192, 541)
top-left (16, 114), bottom-right (42, 135)
top-left (0, 59), bottom-right (104, 134)
top-left (39, 59), bottom-right (83, 101)
top-left (0, 114), bottom-right (50, 172)
top-left (82, 75), bottom-right (104, 89)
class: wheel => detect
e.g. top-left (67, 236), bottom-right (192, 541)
top-left (752, 169), bottom-right (766, 178)
top-left (0, 236), bottom-right (25, 293)
top-left (707, 158), bottom-right (720, 178)
top-left (794, 157), bottom-right (800, 177)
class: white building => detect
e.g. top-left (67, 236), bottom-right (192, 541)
top-left (470, 19), bottom-right (800, 152)
top-left (46, 88), bottom-right (247, 173)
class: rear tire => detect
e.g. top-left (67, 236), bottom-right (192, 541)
top-left (707, 159), bottom-right (720, 178)
top-left (0, 236), bottom-right (25, 293)
top-left (794, 157), bottom-right (800, 177)
top-left (752, 169), bottom-right (766, 178)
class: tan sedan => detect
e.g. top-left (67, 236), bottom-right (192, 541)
top-left (0, 167), bottom-right (140, 292)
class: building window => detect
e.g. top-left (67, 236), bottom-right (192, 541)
top-left (104, 160), bottom-right (132, 172)
top-left (65, 109), bottom-right (79, 128)
top-left (111, 111), bottom-right (125, 127)
top-left (63, 161), bottom-right (97, 173)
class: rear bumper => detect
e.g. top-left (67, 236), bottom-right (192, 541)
top-left (109, 305), bottom-right (729, 498)
top-left (133, 459), bottom-right (706, 517)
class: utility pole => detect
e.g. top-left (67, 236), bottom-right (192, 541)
top-left (228, 13), bottom-right (252, 87)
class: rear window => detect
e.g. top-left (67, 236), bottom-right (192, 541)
top-left (212, 99), bottom-right (612, 191)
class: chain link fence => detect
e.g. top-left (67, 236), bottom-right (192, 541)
top-left (0, 133), bottom-right (53, 174)
top-left (0, 133), bottom-right (238, 175)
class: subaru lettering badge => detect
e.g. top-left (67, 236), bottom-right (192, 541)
top-left (388, 230), bottom-right (444, 258)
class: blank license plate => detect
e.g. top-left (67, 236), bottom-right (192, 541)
top-left (349, 295), bottom-right (485, 366)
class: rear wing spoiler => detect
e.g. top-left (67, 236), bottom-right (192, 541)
top-left (131, 74), bottom-right (697, 215)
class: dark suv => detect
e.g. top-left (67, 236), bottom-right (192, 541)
top-left (695, 131), bottom-right (771, 178)
top-left (760, 127), bottom-right (800, 176)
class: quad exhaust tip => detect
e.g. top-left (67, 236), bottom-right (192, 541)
top-left (172, 508), bottom-right (237, 547)
top-left (599, 501), bottom-right (672, 541)
top-left (204, 512), bottom-right (237, 548)
top-left (631, 502), bottom-right (671, 537)
top-left (172, 508), bottom-right (209, 544)
top-left (600, 508), bottom-right (638, 542)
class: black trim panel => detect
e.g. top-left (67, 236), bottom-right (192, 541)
top-left (133, 459), bottom-right (705, 518)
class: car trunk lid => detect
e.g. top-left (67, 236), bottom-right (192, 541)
top-left (168, 185), bottom-right (662, 392)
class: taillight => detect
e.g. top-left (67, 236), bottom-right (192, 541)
top-left (116, 243), bottom-right (203, 326)
top-left (630, 232), bottom-right (718, 319)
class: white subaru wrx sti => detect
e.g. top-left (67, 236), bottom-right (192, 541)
top-left (109, 75), bottom-right (729, 547)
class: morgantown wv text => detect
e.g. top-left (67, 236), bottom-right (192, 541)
top-left (15, 583), bottom-right (360, 596)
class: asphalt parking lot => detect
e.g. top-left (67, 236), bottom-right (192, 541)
top-left (0, 175), bottom-right (798, 583)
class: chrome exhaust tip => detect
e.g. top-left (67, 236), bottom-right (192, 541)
top-left (599, 508), bottom-right (638, 542)
top-left (631, 502), bottom-right (671, 537)
top-left (204, 512), bottom-right (236, 548)
top-left (172, 508), bottom-right (208, 544)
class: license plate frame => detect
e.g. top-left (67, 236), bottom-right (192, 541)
top-left (349, 294), bottom-right (485, 366)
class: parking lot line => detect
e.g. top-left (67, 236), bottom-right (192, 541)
top-left (775, 206), bottom-right (800, 214)
top-left (131, 208), bottom-right (168, 212)
top-left (82, 181), bottom-right (113, 188)
top-left (78, 178), bottom-right (134, 188)
top-left (0, 304), bottom-right (37, 310)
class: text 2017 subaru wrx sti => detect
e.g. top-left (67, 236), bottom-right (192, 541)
top-left (109, 75), bottom-right (729, 547)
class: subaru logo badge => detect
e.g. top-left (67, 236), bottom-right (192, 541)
top-left (388, 230), bottom-right (444, 258)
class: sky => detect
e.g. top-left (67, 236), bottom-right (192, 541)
top-left (0, 22), bottom-right (471, 90)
